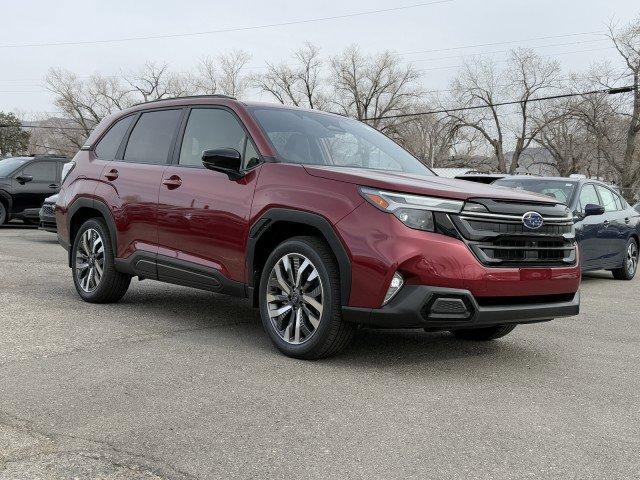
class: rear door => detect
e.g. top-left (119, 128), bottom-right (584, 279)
top-left (99, 108), bottom-right (183, 261)
top-left (157, 106), bottom-right (262, 287)
top-left (575, 183), bottom-right (602, 269)
top-left (11, 160), bottom-right (58, 215)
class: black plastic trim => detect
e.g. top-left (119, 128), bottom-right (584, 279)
top-left (342, 285), bottom-right (580, 329)
top-left (114, 252), bottom-right (246, 297)
top-left (66, 197), bottom-right (118, 267)
top-left (246, 208), bottom-right (352, 305)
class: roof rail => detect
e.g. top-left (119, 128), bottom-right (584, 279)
top-left (132, 94), bottom-right (237, 107)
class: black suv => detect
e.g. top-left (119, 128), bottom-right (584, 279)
top-left (0, 155), bottom-right (69, 225)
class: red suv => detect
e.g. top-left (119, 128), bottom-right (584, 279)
top-left (55, 96), bottom-right (581, 359)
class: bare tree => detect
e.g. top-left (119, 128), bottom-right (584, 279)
top-left (330, 46), bottom-right (422, 134)
top-left (255, 42), bottom-right (327, 109)
top-left (124, 61), bottom-right (194, 102)
top-left (448, 48), bottom-right (561, 173)
top-left (217, 50), bottom-right (252, 98)
top-left (606, 16), bottom-right (640, 200)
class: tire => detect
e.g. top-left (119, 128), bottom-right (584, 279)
top-left (0, 201), bottom-right (7, 225)
top-left (611, 237), bottom-right (638, 281)
top-left (451, 324), bottom-right (517, 341)
top-left (71, 218), bottom-right (131, 303)
top-left (258, 236), bottom-right (355, 359)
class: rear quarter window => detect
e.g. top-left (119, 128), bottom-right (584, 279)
top-left (95, 115), bottom-right (135, 159)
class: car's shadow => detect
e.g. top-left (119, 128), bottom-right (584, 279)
top-left (100, 283), bottom-right (551, 369)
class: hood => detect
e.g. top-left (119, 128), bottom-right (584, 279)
top-left (303, 166), bottom-right (559, 205)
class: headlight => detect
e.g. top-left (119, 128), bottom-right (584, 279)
top-left (359, 187), bottom-right (464, 232)
top-left (61, 161), bottom-right (75, 184)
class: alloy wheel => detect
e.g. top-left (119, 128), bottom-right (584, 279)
top-left (75, 228), bottom-right (105, 292)
top-left (266, 253), bottom-right (323, 345)
top-left (627, 241), bottom-right (638, 277)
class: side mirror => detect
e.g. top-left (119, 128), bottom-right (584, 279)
top-left (584, 203), bottom-right (605, 217)
top-left (202, 148), bottom-right (243, 180)
top-left (15, 174), bottom-right (33, 185)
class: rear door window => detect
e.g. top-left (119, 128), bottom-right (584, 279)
top-left (578, 184), bottom-right (600, 212)
top-left (95, 115), bottom-right (134, 159)
top-left (124, 109), bottom-right (182, 164)
top-left (596, 186), bottom-right (618, 212)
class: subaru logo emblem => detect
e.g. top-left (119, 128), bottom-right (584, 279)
top-left (522, 211), bottom-right (544, 230)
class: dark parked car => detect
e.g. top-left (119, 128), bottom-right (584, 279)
top-left (493, 176), bottom-right (640, 280)
top-left (39, 194), bottom-right (58, 232)
top-left (0, 155), bottom-right (69, 225)
top-left (55, 96), bottom-right (581, 359)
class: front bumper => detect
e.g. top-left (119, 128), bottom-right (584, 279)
top-left (39, 208), bottom-right (57, 233)
top-left (342, 285), bottom-right (580, 329)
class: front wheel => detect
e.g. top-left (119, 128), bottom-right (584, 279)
top-left (258, 236), bottom-right (355, 359)
top-left (451, 324), bottom-right (517, 341)
top-left (71, 218), bottom-right (131, 303)
top-left (611, 238), bottom-right (638, 280)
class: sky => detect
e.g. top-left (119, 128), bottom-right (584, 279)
top-left (0, 0), bottom-right (638, 117)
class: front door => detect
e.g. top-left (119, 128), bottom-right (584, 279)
top-left (11, 160), bottom-right (58, 214)
top-left (157, 107), bottom-right (262, 287)
top-left (574, 183), bottom-right (602, 269)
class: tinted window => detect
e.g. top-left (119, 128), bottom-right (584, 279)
top-left (596, 186), bottom-right (617, 212)
top-left (0, 157), bottom-right (29, 177)
top-left (579, 184), bottom-right (600, 212)
top-left (21, 161), bottom-right (57, 182)
top-left (124, 109), bottom-right (182, 164)
top-left (179, 109), bottom-right (247, 167)
top-left (95, 115), bottom-right (134, 159)
top-left (244, 139), bottom-right (261, 169)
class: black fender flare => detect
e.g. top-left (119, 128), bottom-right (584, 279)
top-left (66, 197), bottom-right (118, 266)
top-left (246, 208), bottom-right (352, 305)
top-left (0, 189), bottom-right (12, 212)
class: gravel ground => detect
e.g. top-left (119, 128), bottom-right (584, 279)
top-left (0, 224), bottom-right (638, 480)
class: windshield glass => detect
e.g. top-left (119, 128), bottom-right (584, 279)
top-left (0, 157), bottom-right (30, 177)
top-left (493, 178), bottom-right (577, 204)
top-left (250, 107), bottom-right (434, 176)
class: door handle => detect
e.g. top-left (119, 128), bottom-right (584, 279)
top-left (104, 169), bottom-right (119, 181)
top-left (48, 183), bottom-right (59, 189)
top-left (162, 175), bottom-right (182, 189)
top-left (603, 220), bottom-right (610, 227)
top-left (625, 217), bottom-right (630, 224)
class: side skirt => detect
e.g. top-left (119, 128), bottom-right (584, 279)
top-left (115, 252), bottom-right (246, 298)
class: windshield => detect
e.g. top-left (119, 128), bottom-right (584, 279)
top-left (250, 107), bottom-right (434, 176)
top-left (493, 178), bottom-right (577, 204)
top-left (0, 157), bottom-right (30, 177)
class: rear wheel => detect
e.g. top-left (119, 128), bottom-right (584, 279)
top-left (611, 238), bottom-right (638, 280)
top-left (71, 218), bottom-right (131, 303)
top-left (259, 236), bottom-right (355, 359)
top-left (451, 324), bottom-right (516, 341)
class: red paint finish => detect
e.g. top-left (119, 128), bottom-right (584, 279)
top-left (336, 202), bottom-right (581, 308)
top-left (157, 165), bottom-right (260, 281)
top-left (57, 96), bottom-right (581, 315)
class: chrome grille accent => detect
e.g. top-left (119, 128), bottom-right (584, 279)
top-left (451, 202), bottom-right (576, 268)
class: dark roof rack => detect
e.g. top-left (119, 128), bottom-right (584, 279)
top-left (132, 94), bottom-right (237, 107)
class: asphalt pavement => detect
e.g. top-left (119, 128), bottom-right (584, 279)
top-left (0, 224), bottom-right (638, 479)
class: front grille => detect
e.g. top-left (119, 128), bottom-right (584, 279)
top-left (450, 201), bottom-right (576, 268)
top-left (465, 219), bottom-right (571, 236)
